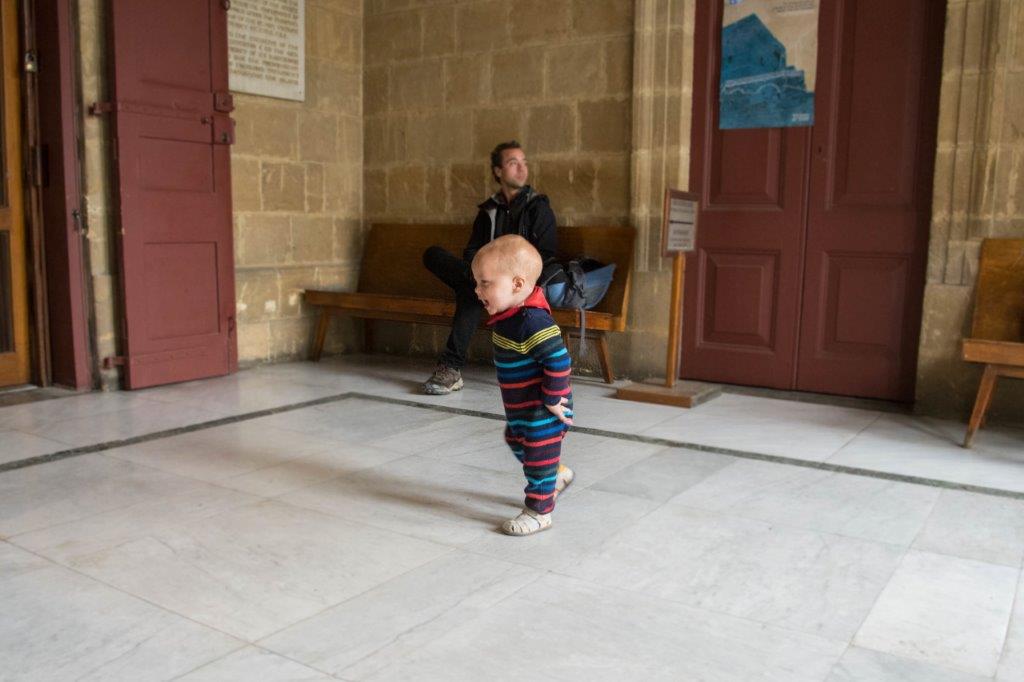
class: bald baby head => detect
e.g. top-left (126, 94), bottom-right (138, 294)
top-left (471, 235), bottom-right (544, 315)
top-left (473, 234), bottom-right (543, 285)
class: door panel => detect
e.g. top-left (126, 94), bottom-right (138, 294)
top-left (109, 0), bottom-right (236, 389)
top-left (0, 1), bottom-right (29, 388)
top-left (709, 128), bottom-right (785, 205)
top-left (796, 0), bottom-right (943, 399)
top-left (683, 0), bottom-right (808, 390)
top-left (684, 0), bottom-right (943, 401)
top-left (700, 250), bottom-right (779, 349)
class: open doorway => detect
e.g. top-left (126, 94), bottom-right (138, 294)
top-left (1, 0), bottom-right (93, 391)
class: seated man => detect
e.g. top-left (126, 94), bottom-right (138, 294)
top-left (421, 140), bottom-right (558, 394)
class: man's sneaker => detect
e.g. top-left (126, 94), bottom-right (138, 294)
top-left (555, 464), bottom-right (574, 496)
top-left (423, 365), bottom-right (463, 395)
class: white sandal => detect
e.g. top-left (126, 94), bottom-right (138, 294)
top-left (501, 508), bottom-right (552, 536)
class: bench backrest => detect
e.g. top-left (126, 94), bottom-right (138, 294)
top-left (358, 223), bottom-right (635, 318)
top-left (970, 238), bottom-right (1024, 342)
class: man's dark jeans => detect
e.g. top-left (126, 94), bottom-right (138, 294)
top-left (423, 245), bottom-right (483, 370)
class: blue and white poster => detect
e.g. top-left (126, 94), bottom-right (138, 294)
top-left (719, 0), bottom-right (819, 129)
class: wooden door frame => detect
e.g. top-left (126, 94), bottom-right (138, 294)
top-left (11, 0), bottom-right (94, 389)
top-left (0, 0), bottom-right (30, 387)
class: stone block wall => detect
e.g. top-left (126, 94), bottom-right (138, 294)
top-left (232, 0), bottom-right (364, 365)
top-left (362, 0), bottom-right (635, 372)
top-left (363, 0), bottom-right (633, 227)
top-left (76, 0), bottom-right (364, 388)
top-left (917, 0), bottom-right (1024, 420)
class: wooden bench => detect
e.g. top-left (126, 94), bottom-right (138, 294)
top-left (962, 238), bottom-right (1024, 447)
top-left (304, 223), bottom-right (635, 383)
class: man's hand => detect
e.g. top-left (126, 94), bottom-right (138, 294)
top-left (546, 397), bottom-right (573, 426)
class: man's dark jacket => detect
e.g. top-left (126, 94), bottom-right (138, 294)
top-left (462, 185), bottom-right (557, 264)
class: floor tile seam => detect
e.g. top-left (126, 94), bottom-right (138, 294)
top-left (502, 555), bottom-right (858, 649)
top-left (661, 499), bottom-right (922, 554)
top-left (0, 392), bottom-right (364, 474)
top-left (246, 643), bottom-right (342, 681)
top-left (717, 385), bottom-right (910, 415)
top-left (5, 424), bottom-right (81, 449)
top-left (904, 491), bottom-right (946, 558)
top-left (823, 644), bottom-right (856, 679)
top-left (205, 441), bottom-right (353, 491)
top-left (4, 537), bottom-right (254, 648)
top-left (269, 490), bottom-right (474, 554)
top-left (164, 641), bottom-right (256, 682)
top-left (92, 445), bottom-right (292, 497)
top-left (830, 542), bottom-right (912, 651)
top-left (254, 450), bottom-right (431, 502)
top-left (1, 425), bottom-right (73, 449)
top-left (995, 572), bottom-right (1024, 676)
top-left (3, 475), bottom-right (268, 545)
top-left (828, 411), bottom-right (888, 461)
top-left (337, 559), bottom-right (549, 680)
top-left (533, 431), bottom-right (1024, 503)
top-left (249, 549), bottom-right (463, 679)
top-left (4, 389), bottom-right (1023, 505)
top-left (1, 471), bottom-right (253, 543)
top-left (905, 543), bottom-right (1024, 573)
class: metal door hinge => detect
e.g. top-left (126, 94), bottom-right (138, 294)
top-left (102, 356), bottom-right (126, 369)
top-left (213, 116), bottom-right (235, 145)
top-left (214, 91), bottom-right (234, 112)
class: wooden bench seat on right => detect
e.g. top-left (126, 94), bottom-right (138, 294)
top-left (962, 238), bottom-right (1024, 447)
top-left (304, 223), bottom-right (635, 383)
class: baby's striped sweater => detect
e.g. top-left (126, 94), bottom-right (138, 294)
top-left (488, 287), bottom-right (573, 514)
top-left (488, 287), bottom-right (573, 415)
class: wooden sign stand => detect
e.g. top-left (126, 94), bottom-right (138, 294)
top-left (616, 190), bottom-right (721, 408)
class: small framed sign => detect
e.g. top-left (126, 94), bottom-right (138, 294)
top-left (662, 189), bottom-right (699, 256)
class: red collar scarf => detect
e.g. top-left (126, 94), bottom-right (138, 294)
top-left (487, 286), bottom-right (550, 325)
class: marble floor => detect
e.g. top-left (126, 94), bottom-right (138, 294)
top-left (1, 354), bottom-right (1023, 680)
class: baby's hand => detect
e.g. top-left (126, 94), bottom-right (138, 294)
top-left (546, 397), bottom-right (574, 426)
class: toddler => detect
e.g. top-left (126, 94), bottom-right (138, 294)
top-left (472, 235), bottom-right (574, 536)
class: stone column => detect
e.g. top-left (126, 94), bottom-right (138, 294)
top-left (617, 0), bottom-right (695, 379)
top-left (630, 0), bottom-right (694, 274)
top-left (917, 0), bottom-right (1024, 419)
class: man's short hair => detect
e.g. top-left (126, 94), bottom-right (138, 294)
top-left (490, 140), bottom-right (522, 182)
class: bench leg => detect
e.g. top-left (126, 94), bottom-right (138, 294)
top-left (562, 331), bottom-right (572, 354)
top-left (596, 333), bottom-right (614, 384)
top-left (309, 309), bottom-right (331, 362)
top-left (964, 364), bottom-right (999, 448)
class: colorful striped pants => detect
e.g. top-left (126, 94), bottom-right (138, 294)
top-left (504, 415), bottom-right (569, 514)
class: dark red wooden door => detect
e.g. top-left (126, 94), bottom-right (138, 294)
top-left (682, 0), bottom-right (810, 389)
top-left (795, 0), bottom-right (943, 400)
top-left (683, 0), bottom-right (943, 401)
top-left (109, 0), bottom-right (236, 389)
